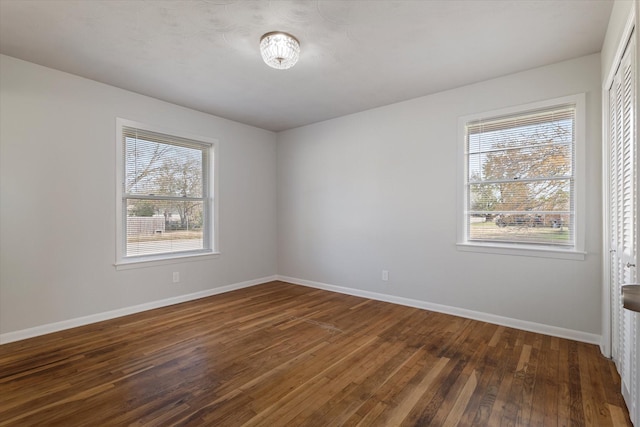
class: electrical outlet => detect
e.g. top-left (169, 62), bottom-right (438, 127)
top-left (172, 272), bottom-right (180, 283)
top-left (382, 270), bottom-right (389, 281)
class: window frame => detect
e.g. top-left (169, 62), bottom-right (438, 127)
top-left (115, 118), bottom-right (219, 269)
top-left (456, 94), bottom-right (586, 260)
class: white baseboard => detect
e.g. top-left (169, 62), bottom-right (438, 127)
top-left (2, 274), bottom-right (601, 346)
top-left (0, 275), bottom-right (277, 345)
top-left (277, 275), bottom-right (601, 345)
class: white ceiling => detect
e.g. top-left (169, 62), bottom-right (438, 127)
top-left (0, 0), bottom-right (613, 132)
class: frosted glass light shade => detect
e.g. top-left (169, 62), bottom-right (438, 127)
top-left (260, 32), bottom-right (300, 70)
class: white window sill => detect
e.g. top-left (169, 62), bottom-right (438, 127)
top-left (456, 242), bottom-right (586, 261)
top-left (115, 251), bottom-right (220, 270)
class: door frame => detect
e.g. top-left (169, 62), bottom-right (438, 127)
top-left (602, 6), bottom-right (637, 359)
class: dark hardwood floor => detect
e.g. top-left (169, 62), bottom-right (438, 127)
top-left (0, 281), bottom-right (632, 426)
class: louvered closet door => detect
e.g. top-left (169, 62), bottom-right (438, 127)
top-left (609, 32), bottom-right (639, 426)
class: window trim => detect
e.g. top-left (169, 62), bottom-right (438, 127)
top-left (456, 94), bottom-right (586, 260)
top-left (114, 118), bottom-right (219, 269)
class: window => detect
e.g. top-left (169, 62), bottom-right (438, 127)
top-left (116, 119), bottom-right (217, 266)
top-left (458, 95), bottom-right (585, 259)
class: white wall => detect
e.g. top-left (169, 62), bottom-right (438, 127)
top-left (0, 55), bottom-right (277, 338)
top-left (0, 50), bottom-right (607, 342)
top-left (277, 53), bottom-right (603, 337)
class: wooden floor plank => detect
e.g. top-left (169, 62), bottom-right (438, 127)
top-left (442, 370), bottom-right (478, 427)
top-left (382, 356), bottom-right (449, 426)
top-left (0, 281), bottom-right (633, 426)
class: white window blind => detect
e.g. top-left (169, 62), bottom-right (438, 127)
top-left (464, 104), bottom-right (576, 247)
top-left (120, 124), bottom-right (212, 258)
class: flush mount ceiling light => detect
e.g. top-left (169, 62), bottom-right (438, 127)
top-left (259, 31), bottom-right (300, 70)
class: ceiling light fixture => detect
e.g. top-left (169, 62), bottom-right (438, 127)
top-left (259, 31), bottom-right (300, 70)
